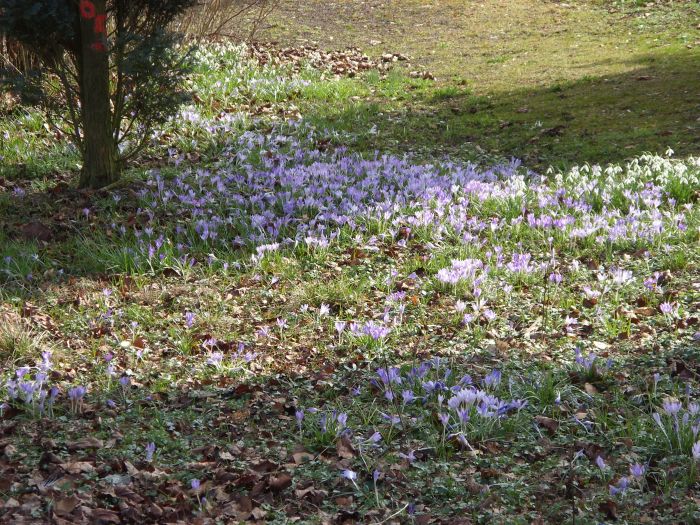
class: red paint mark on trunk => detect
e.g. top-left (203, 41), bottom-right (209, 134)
top-left (80, 0), bottom-right (96, 19)
top-left (93, 14), bottom-right (107, 34)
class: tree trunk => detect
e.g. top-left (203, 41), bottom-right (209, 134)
top-left (78, 0), bottom-right (119, 189)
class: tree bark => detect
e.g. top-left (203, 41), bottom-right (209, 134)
top-left (78, 0), bottom-right (119, 189)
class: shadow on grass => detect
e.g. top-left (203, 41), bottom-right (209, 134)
top-left (304, 50), bottom-right (700, 169)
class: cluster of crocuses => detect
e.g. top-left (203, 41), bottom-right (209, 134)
top-left (572, 347), bottom-right (612, 380)
top-left (607, 462), bottom-right (648, 497)
top-left (203, 339), bottom-right (257, 371)
top-left (651, 398), bottom-right (700, 457)
top-left (369, 358), bottom-right (527, 446)
top-left (3, 351), bottom-right (54, 417)
top-left (105, 117), bottom-right (697, 276)
top-left (1, 351), bottom-right (87, 417)
top-left (295, 407), bottom-right (350, 447)
top-left (294, 359), bottom-right (530, 474)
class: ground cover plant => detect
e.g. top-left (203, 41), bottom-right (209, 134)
top-left (1, 2), bottom-right (700, 523)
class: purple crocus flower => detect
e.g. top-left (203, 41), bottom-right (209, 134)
top-left (659, 302), bottom-right (677, 316)
top-left (662, 400), bottom-right (682, 416)
top-left (380, 412), bottom-right (401, 425)
top-left (609, 476), bottom-right (629, 496)
top-left (368, 431), bottom-right (382, 443)
top-left (41, 351), bottom-right (52, 371)
top-left (341, 470), bottom-right (357, 481)
top-left (376, 367), bottom-right (402, 386)
top-left (548, 272), bottom-right (563, 284)
top-left (483, 370), bottom-right (502, 389)
top-left (629, 463), bottom-right (645, 478)
top-left (363, 322), bottom-right (391, 341)
top-left (206, 352), bottom-right (224, 367)
top-left (692, 441), bottom-right (700, 460)
top-left (483, 309), bottom-right (497, 322)
top-left (68, 386), bottom-right (87, 413)
top-left (401, 390), bottom-right (416, 404)
top-left (145, 442), bottom-right (156, 462)
top-left (68, 386), bottom-right (86, 401)
top-left (595, 456), bottom-right (606, 470)
top-left (399, 450), bottom-right (417, 463)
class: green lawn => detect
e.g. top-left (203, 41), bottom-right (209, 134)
top-left (259, 0), bottom-right (700, 167)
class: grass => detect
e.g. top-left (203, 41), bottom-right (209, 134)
top-left (257, 0), bottom-right (700, 167)
top-left (0, 1), bottom-right (699, 523)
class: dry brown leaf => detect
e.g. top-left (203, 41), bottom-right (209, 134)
top-left (292, 451), bottom-right (314, 464)
top-left (20, 221), bottom-right (53, 242)
top-left (88, 508), bottom-right (121, 524)
top-left (269, 472), bottom-right (293, 492)
top-left (598, 499), bottom-right (618, 520)
top-left (584, 383), bottom-right (599, 395)
top-left (534, 415), bottom-right (559, 434)
top-left (335, 495), bottom-right (354, 507)
top-left (336, 435), bottom-right (356, 459)
top-left (68, 437), bottom-right (104, 450)
top-left (54, 495), bottom-right (80, 517)
top-left (60, 461), bottom-right (95, 474)
top-left (634, 307), bottom-right (656, 317)
top-left (219, 450), bottom-right (236, 461)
